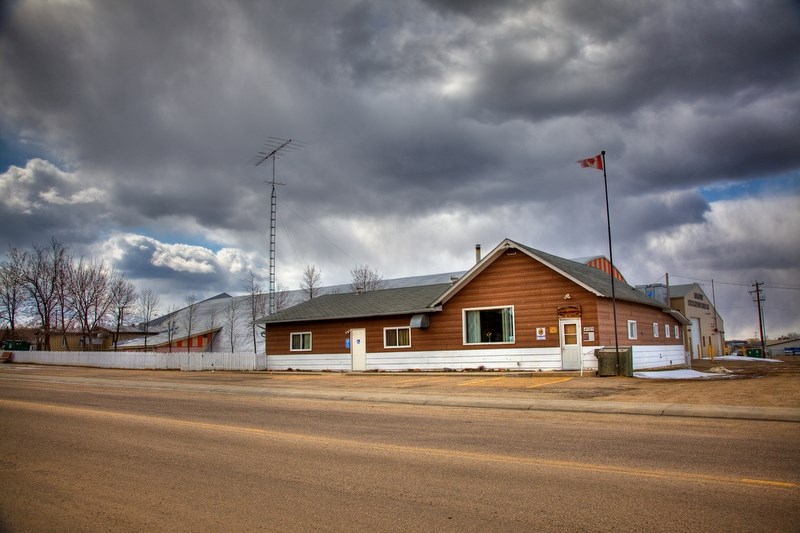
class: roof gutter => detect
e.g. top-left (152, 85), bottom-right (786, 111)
top-left (257, 306), bottom-right (442, 326)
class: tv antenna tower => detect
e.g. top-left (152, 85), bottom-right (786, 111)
top-left (253, 137), bottom-right (307, 315)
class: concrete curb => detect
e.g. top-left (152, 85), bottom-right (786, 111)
top-left (283, 390), bottom-right (800, 422)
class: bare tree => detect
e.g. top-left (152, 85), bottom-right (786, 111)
top-left (350, 264), bottom-right (386, 293)
top-left (224, 297), bottom-right (242, 353)
top-left (53, 249), bottom-right (75, 350)
top-left (68, 257), bottom-right (113, 351)
top-left (205, 300), bottom-right (220, 352)
top-left (164, 305), bottom-right (179, 353)
top-left (0, 248), bottom-right (28, 339)
top-left (183, 293), bottom-right (198, 353)
top-left (242, 270), bottom-right (267, 353)
top-left (274, 282), bottom-right (294, 312)
top-left (109, 274), bottom-right (137, 351)
top-left (138, 288), bottom-right (160, 351)
top-left (300, 264), bottom-right (322, 301)
top-left (17, 238), bottom-right (69, 350)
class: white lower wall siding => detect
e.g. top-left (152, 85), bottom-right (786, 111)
top-left (268, 347), bottom-right (604, 372)
top-left (267, 345), bottom-right (686, 372)
top-left (266, 353), bottom-right (352, 372)
top-left (8, 345), bottom-right (686, 372)
top-left (630, 345), bottom-right (688, 370)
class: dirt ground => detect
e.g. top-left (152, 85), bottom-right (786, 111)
top-left (593, 356), bottom-right (800, 408)
top-left (2, 356), bottom-right (799, 409)
top-left (338, 356), bottom-right (800, 408)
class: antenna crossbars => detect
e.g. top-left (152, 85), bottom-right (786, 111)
top-left (252, 137), bottom-right (307, 316)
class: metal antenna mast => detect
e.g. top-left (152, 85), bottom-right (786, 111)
top-left (253, 137), bottom-right (307, 315)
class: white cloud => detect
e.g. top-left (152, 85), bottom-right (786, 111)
top-left (0, 158), bottom-right (107, 211)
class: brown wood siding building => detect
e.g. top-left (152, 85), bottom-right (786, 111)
top-left (261, 239), bottom-right (688, 371)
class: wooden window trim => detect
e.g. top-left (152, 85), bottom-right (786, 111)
top-left (383, 326), bottom-right (411, 349)
top-left (290, 332), bottom-right (312, 352)
top-left (627, 320), bottom-right (637, 340)
top-left (462, 305), bottom-right (516, 345)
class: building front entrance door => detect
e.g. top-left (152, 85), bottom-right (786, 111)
top-left (560, 319), bottom-right (582, 370)
top-left (350, 328), bottom-right (366, 371)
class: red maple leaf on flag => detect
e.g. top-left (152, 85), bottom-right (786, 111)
top-left (577, 154), bottom-right (604, 170)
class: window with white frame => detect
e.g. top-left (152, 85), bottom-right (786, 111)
top-left (674, 325), bottom-right (680, 339)
top-left (653, 323), bottom-right (659, 337)
top-left (627, 320), bottom-right (637, 340)
top-left (384, 327), bottom-right (411, 348)
top-left (665, 324), bottom-right (671, 338)
top-left (463, 306), bottom-right (515, 344)
top-left (290, 332), bottom-right (312, 351)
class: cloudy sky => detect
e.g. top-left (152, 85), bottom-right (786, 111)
top-left (1, 0), bottom-right (798, 340)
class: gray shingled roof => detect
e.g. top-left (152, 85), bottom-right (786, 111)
top-left (256, 283), bottom-right (452, 324)
top-left (255, 239), bottom-right (679, 325)
top-left (514, 242), bottom-right (665, 308)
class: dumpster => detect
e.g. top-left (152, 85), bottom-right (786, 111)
top-left (616, 347), bottom-right (633, 377)
top-left (595, 349), bottom-right (618, 377)
top-left (1, 340), bottom-right (31, 351)
top-left (745, 348), bottom-right (763, 358)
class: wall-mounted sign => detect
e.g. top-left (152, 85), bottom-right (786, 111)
top-left (557, 305), bottom-right (582, 318)
top-left (536, 327), bottom-right (546, 341)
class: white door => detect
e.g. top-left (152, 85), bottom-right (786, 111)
top-left (350, 328), bottom-right (366, 371)
top-left (560, 319), bottom-right (582, 370)
top-left (690, 318), bottom-right (701, 359)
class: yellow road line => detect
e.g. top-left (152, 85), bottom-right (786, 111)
top-left (459, 377), bottom-right (505, 386)
top-left (3, 398), bottom-right (797, 490)
top-left (527, 377), bottom-right (573, 388)
top-left (391, 376), bottom-right (453, 386)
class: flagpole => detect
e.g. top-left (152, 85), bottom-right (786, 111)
top-left (600, 150), bottom-right (621, 365)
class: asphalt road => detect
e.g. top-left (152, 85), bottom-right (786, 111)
top-left (1, 371), bottom-right (799, 532)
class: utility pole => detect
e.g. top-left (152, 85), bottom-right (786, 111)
top-left (750, 281), bottom-right (766, 355)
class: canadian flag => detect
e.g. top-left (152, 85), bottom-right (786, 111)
top-left (577, 154), bottom-right (603, 170)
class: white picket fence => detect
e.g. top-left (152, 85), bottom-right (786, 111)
top-left (8, 350), bottom-right (267, 371)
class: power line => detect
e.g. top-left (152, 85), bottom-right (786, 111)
top-left (669, 274), bottom-right (749, 287)
top-left (764, 284), bottom-right (800, 291)
top-left (670, 275), bottom-right (800, 291)
top-left (277, 197), bottom-right (361, 266)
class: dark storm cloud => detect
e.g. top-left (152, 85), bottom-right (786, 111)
top-left (1, 0), bottom-right (798, 337)
top-left (615, 190), bottom-right (710, 241)
top-left (460, 1), bottom-right (800, 122)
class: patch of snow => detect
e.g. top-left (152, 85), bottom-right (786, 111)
top-left (634, 369), bottom-right (735, 380)
top-left (708, 366), bottom-right (733, 374)
top-left (705, 355), bottom-right (782, 363)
